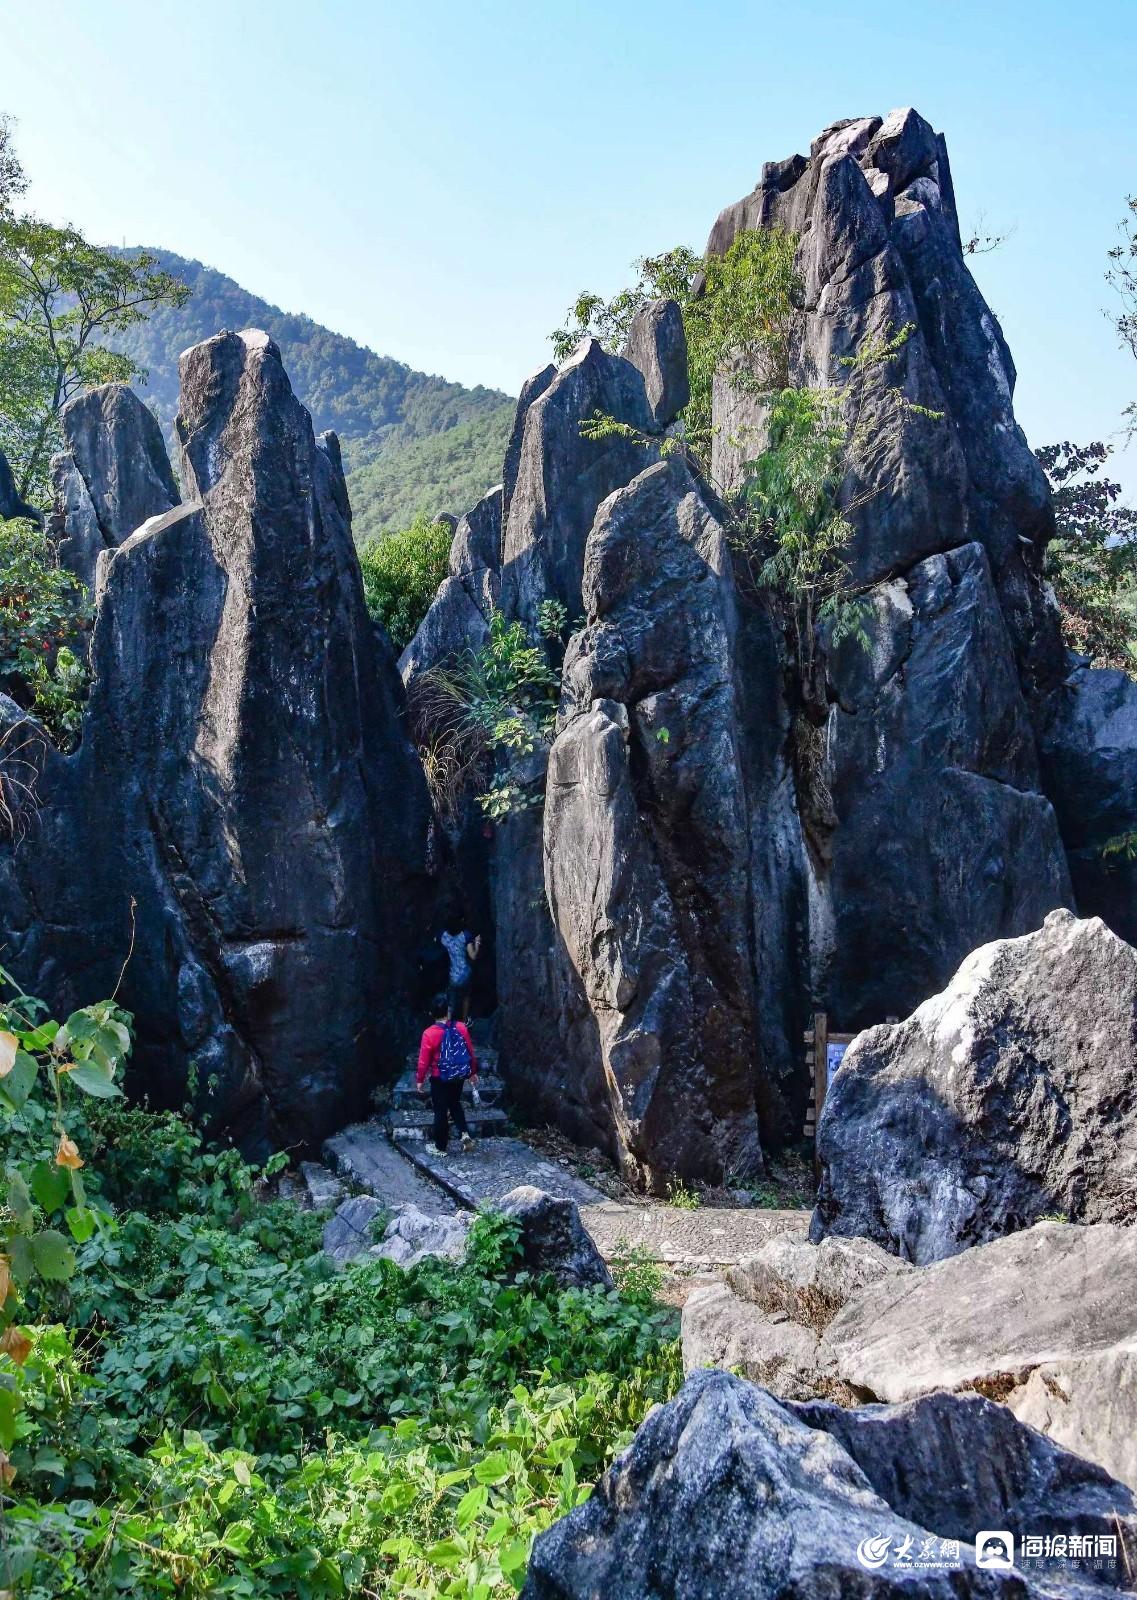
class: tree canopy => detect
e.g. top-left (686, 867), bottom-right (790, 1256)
top-left (0, 119), bottom-right (188, 506)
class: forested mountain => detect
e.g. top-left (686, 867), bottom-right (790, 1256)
top-left (108, 247), bottom-right (514, 540)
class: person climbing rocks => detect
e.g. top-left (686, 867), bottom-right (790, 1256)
top-left (416, 993), bottom-right (479, 1156)
top-left (439, 923), bottom-right (481, 1022)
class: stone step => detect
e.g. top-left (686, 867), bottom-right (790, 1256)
top-left (387, 1104), bottom-right (510, 1139)
top-left (322, 1121), bottom-right (455, 1213)
top-left (298, 1159), bottom-right (347, 1211)
top-left (389, 1068), bottom-right (505, 1113)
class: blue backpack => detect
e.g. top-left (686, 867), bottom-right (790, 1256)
top-left (437, 1021), bottom-right (472, 1082)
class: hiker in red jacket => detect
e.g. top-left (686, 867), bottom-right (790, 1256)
top-left (416, 993), bottom-right (479, 1156)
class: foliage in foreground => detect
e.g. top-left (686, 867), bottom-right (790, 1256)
top-left (1, 977), bottom-right (679, 1598)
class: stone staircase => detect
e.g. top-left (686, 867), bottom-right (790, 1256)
top-left (384, 1040), bottom-right (510, 1141)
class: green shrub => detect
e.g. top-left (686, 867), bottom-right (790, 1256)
top-left (1, 993), bottom-right (680, 1598)
top-left (0, 517), bottom-right (90, 748)
top-left (357, 513), bottom-right (453, 651)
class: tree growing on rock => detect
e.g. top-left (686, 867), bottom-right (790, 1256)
top-left (0, 116), bottom-right (188, 505)
top-left (558, 237), bottom-right (934, 718)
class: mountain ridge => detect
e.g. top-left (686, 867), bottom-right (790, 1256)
top-left (107, 246), bottom-right (515, 541)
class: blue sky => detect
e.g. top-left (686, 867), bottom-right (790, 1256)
top-left (4, 0), bottom-right (1135, 494)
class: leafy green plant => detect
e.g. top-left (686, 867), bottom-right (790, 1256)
top-left (0, 516), bottom-right (91, 745)
top-left (665, 1178), bottom-right (700, 1211)
top-left (1038, 440), bottom-right (1137, 673)
top-left (425, 608), bottom-right (562, 819)
top-left (23, 643), bottom-right (88, 749)
top-left (553, 230), bottom-right (799, 457)
top-left (1102, 829), bottom-right (1137, 862)
top-left (358, 511), bottom-right (453, 650)
top-left (0, 966), bottom-right (132, 1488)
top-left (608, 1240), bottom-right (665, 1301)
top-left (0, 1090), bottom-right (680, 1597)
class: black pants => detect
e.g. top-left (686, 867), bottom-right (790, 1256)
top-left (447, 979), bottom-right (471, 1020)
top-left (430, 1076), bottom-right (469, 1152)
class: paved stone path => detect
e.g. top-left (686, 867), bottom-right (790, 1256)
top-left (579, 1201), bottom-right (807, 1269)
top-left (318, 1113), bottom-right (809, 1269)
top-left (395, 1134), bottom-right (607, 1209)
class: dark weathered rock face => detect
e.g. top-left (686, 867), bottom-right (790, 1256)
top-left (791, 1390), bottom-right (1137, 1559)
top-left (0, 334), bottom-right (432, 1151)
top-left (700, 108), bottom-right (1080, 1063)
top-left (523, 1368), bottom-right (1136, 1599)
top-left (498, 1184), bottom-right (613, 1289)
top-left (0, 445), bottom-right (40, 523)
top-left (545, 459), bottom-right (763, 1186)
top-left (502, 363), bottom-right (556, 524)
top-left (499, 337), bottom-right (657, 630)
top-left (399, 485), bottom-right (502, 685)
top-left (813, 910), bottom-right (1137, 1261)
top-left (49, 382), bottom-right (180, 589)
top-left (621, 298), bottom-right (689, 427)
top-left (821, 543), bottom-right (1073, 1027)
top-left (1039, 659), bottom-right (1137, 946)
top-left (706, 108), bottom-right (1062, 693)
top-left (494, 343), bottom-right (662, 1121)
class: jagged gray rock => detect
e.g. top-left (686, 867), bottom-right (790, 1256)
top-left (399, 485), bottom-right (502, 684)
top-left (695, 109), bottom-right (1078, 1099)
top-left (49, 382), bottom-right (179, 589)
top-left (523, 1368), bottom-right (1136, 1598)
top-left (821, 542), bottom-right (1073, 1029)
top-left (790, 1390), bottom-right (1137, 1561)
top-left (499, 337), bottom-right (657, 630)
top-left (322, 1194), bottom-right (386, 1266)
top-left (1008, 1347), bottom-right (1137, 1497)
top-left (728, 1231), bottom-right (910, 1331)
top-left (0, 330), bottom-right (433, 1152)
top-left (0, 444), bottom-right (40, 523)
top-left (622, 298), bottom-right (689, 427)
top-left (706, 107), bottom-right (1062, 693)
top-left (813, 911), bottom-right (1137, 1261)
top-left (498, 1184), bottom-right (613, 1289)
top-left (372, 1203), bottom-right (472, 1268)
top-left (495, 342), bottom-right (661, 1126)
top-left (682, 1220), bottom-right (1137, 1492)
top-left (1039, 658), bottom-right (1137, 946)
top-left (683, 1232), bottom-right (905, 1401)
top-left (825, 1221), bottom-right (1137, 1400)
top-left (822, 1220), bottom-right (1137, 1492)
top-left (681, 1282), bottom-right (838, 1400)
top-left (502, 363), bottom-right (556, 523)
top-left (544, 458), bottom-right (763, 1187)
